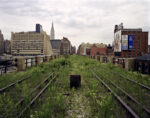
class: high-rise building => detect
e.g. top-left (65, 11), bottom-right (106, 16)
top-left (50, 39), bottom-right (61, 55)
top-left (114, 23), bottom-right (148, 58)
top-left (11, 24), bottom-right (53, 56)
top-left (50, 22), bottom-right (55, 40)
top-left (4, 40), bottom-right (11, 54)
top-left (0, 30), bottom-right (4, 55)
top-left (60, 37), bottom-right (71, 55)
top-left (36, 24), bottom-right (43, 33)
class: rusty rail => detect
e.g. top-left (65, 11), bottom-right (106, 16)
top-left (100, 66), bottom-right (150, 91)
top-left (15, 72), bottom-right (54, 107)
top-left (102, 74), bottom-right (150, 114)
top-left (16, 72), bottom-right (58, 118)
top-left (91, 69), bottom-right (140, 118)
top-left (0, 75), bottom-right (31, 94)
top-left (119, 74), bottom-right (150, 91)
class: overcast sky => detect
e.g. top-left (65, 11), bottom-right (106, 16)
top-left (0, 0), bottom-right (150, 48)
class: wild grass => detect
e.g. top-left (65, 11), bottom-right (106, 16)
top-left (0, 57), bottom-right (70, 118)
top-left (0, 55), bottom-right (149, 118)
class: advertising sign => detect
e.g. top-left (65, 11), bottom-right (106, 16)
top-left (128, 35), bottom-right (133, 50)
top-left (114, 30), bottom-right (121, 52)
top-left (121, 35), bottom-right (128, 50)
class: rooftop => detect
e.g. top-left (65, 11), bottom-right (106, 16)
top-left (15, 31), bottom-right (37, 34)
top-left (122, 28), bottom-right (142, 32)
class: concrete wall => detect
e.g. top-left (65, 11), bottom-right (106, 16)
top-left (125, 58), bottom-right (135, 71)
top-left (17, 58), bottom-right (26, 71)
top-left (16, 55), bottom-right (59, 71)
top-left (90, 55), bottom-right (135, 71)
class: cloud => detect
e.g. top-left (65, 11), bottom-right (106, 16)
top-left (0, 0), bottom-right (149, 48)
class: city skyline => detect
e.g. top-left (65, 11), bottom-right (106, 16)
top-left (0, 0), bottom-right (150, 48)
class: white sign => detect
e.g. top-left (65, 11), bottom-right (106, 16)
top-left (114, 30), bottom-right (121, 52)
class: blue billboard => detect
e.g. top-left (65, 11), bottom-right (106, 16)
top-left (128, 35), bottom-right (133, 50)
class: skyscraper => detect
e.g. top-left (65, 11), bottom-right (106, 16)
top-left (0, 30), bottom-right (4, 55)
top-left (50, 22), bottom-right (55, 40)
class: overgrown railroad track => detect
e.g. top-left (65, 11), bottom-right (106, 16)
top-left (0, 73), bottom-right (53, 104)
top-left (91, 70), bottom-right (139, 118)
top-left (0, 55), bottom-right (150, 118)
top-left (0, 71), bottom-right (62, 118)
top-left (91, 69), bottom-right (150, 118)
top-left (96, 66), bottom-right (150, 110)
top-left (0, 57), bottom-right (67, 118)
top-left (100, 65), bottom-right (150, 91)
top-left (0, 75), bottom-right (31, 94)
top-left (17, 72), bottom-right (59, 118)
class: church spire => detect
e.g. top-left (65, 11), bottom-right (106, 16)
top-left (50, 22), bottom-right (55, 40)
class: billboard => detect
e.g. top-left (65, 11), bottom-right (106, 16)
top-left (114, 30), bottom-right (121, 52)
top-left (128, 35), bottom-right (133, 50)
top-left (121, 35), bottom-right (128, 50)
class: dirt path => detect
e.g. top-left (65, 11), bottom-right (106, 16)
top-left (66, 58), bottom-right (92, 118)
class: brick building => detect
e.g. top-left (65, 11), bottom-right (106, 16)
top-left (60, 37), bottom-right (71, 55)
top-left (106, 44), bottom-right (113, 56)
top-left (114, 23), bottom-right (148, 58)
top-left (91, 44), bottom-right (106, 56)
top-left (77, 43), bottom-right (108, 56)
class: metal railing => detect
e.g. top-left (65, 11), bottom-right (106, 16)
top-left (0, 55), bottom-right (60, 75)
top-left (0, 59), bottom-right (17, 76)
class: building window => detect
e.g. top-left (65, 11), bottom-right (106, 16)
top-left (96, 52), bottom-right (100, 55)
